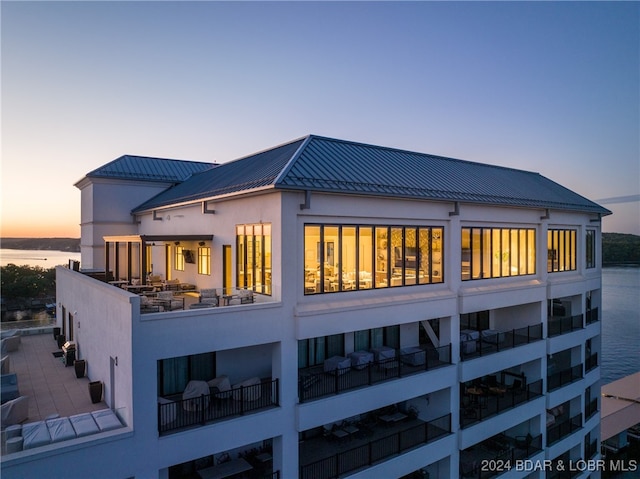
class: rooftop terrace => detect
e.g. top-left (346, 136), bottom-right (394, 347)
top-left (3, 330), bottom-right (107, 423)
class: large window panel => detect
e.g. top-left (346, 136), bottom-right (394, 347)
top-left (375, 227), bottom-right (389, 288)
top-left (548, 228), bottom-right (577, 273)
top-left (405, 227), bottom-right (417, 285)
top-left (236, 223), bottom-right (272, 294)
top-left (462, 227), bottom-right (536, 281)
top-left (359, 227), bottom-right (373, 289)
top-left (341, 227), bottom-right (357, 291)
top-left (419, 228), bottom-right (432, 284)
top-left (305, 224), bottom-right (443, 294)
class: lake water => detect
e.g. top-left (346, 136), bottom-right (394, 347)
top-left (600, 266), bottom-right (640, 384)
top-left (0, 248), bottom-right (81, 268)
top-left (1, 249), bottom-right (638, 383)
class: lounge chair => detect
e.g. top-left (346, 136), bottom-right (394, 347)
top-left (200, 288), bottom-right (219, 307)
top-left (1, 396), bottom-right (29, 427)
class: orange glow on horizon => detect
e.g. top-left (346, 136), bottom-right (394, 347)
top-left (1, 219), bottom-right (80, 239)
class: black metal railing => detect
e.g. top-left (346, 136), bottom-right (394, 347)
top-left (158, 378), bottom-right (279, 435)
top-left (547, 365), bottom-right (582, 392)
top-left (547, 413), bottom-right (582, 446)
top-left (460, 379), bottom-right (543, 428)
top-left (459, 434), bottom-right (542, 479)
top-left (585, 352), bottom-right (598, 373)
top-left (298, 344), bottom-right (451, 403)
top-left (585, 307), bottom-right (599, 325)
top-left (299, 414), bottom-right (451, 479)
top-left (548, 314), bottom-right (583, 337)
top-left (460, 324), bottom-right (543, 361)
top-left (585, 397), bottom-right (598, 420)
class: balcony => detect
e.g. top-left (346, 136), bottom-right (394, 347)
top-left (585, 397), bottom-right (598, 421)
top-left (460, 379), bottom-right (543, 429)
top-left (460, 433), bottom-right (543, 478)
top-left (548, 314), bottom-right (583, 337)
top-left (585, 438), bottom-right (598, 459)
top-left (460, 324), bottom-right (543, 361)
top-left (298, 344), bottom-right (451, 403)
top-left (585, 307), bottom-right (599, 325)
top-left (158, 378), bottom-right (279, 435)
top-left (547, 365), bottom-right (582, 392)
top-left (299, 413), bottom-right (451, 479)
top-left (585, 353), bottom-right (598, 373)
top-left (546, 413), bottom-right (582, 446)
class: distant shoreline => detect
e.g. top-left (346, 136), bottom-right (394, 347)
top-left (1, 238), bottom-right (80, 253)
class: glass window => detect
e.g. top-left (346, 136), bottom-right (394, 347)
top-left (548, 229), bottom-right (577, 273)
top-left (175, 246), bottom-right (185, 271)
top-left (375, 227), bottom-right (389, 288)
top-left (264, 224), bottom-right (272, 294)
top-left (418, 228), bottom-right (431, 284)
top-left (145, 245), bottom-right (153, 277)
top-left (304, 225), bottom-right (321, 294)
top-left (236, 223), bottom-right (272, 294)
top-left (359, 227), bottom-right (373, 289)
top-left (341, 227), bottom-right (357, 291)
top-left (158, 352), bottom-right (215, 396)
top-left (462, 227), bottom-right (536, 281)
top-left (405, 228), bottom-right (417, 285)
top-left (305, 224), bottom-right (443, 294)
top-left (586, 230), bottom-right (595, 269)
top-left (198, 247), bottom-right (210, 275)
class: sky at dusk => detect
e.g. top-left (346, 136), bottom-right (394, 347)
top-left (1, 1), bottom-right (638, 238)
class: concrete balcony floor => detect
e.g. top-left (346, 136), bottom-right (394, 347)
top-left (5, 331), bottom-right (107, 423)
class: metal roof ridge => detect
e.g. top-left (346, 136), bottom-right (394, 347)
top-left (216, 135), bottom-right (309, 167)
top-left (273, 134), bottom-right (314, 185)
top-left (300, 135), bottom-right (544, 176)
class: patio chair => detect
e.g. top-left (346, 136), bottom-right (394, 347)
top-left (200, 288), bottom-right (219, 307)
top-left (238, 289), bottom-right (254, 304)
top-left (163, 279), bottom-right (181, 291)
top-left (156, 291), bottom-right (184, 311)
top-left (1, 396), bottom-right (29, 427)
top-left (148, 275), bottom-right (163, 290)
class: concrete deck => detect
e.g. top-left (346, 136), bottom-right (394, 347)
top-left (601, 371), bottom-right (640, 441)
top-left (4, 331), bottom-right (107, 423)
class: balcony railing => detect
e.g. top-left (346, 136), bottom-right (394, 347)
top-left (460, 379), bottom-right (543, 429)
top-left (459, 434), bottom-right (543, 479)
top-left (548, 314), bottom-right (583, 337)
top-left (585, 397), bottom-right (598, 420)
top-left (585, 307), bottom-right (599, 325)
top-left (298, 344), bottom-right (451, 403)
top-left (158, 378), bottom-right (279, 435)
top-left (585, 353), bottom-right (598, 373)
top-left (460, 324), bottom-right (543, 361)
top-left (299, 414), bottom-right (451, 479)
top-left (546, 413), bottom-right (583, 446)
top-left (547, 365), bottom-right (583, 392)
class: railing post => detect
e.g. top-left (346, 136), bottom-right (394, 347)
top-left (240, 386), bottom-right (245, 415)
top-left (335, 370), bottom-right (340, 394)
top-left (368, 362), bottom-right (372, 385)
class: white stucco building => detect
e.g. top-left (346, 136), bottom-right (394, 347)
top-left (1, 135), bottom-right (609, 479)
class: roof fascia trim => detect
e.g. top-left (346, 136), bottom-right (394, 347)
top-left (133, 185), bottom-right (278, 215)
top-left (276, 184), bottom-right (610, 215)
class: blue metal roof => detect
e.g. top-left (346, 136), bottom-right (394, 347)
top-left (131, 135), bottom-right (611, 216)
top-left (133, 139), bottom-right (306, 211)
top-left (87, 155), bottom-right (215, 183)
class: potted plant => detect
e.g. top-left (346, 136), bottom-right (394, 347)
top-left (89, 381), bottom-right (103, 403)
top-left (74, 359), bottom-right (86, 378)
